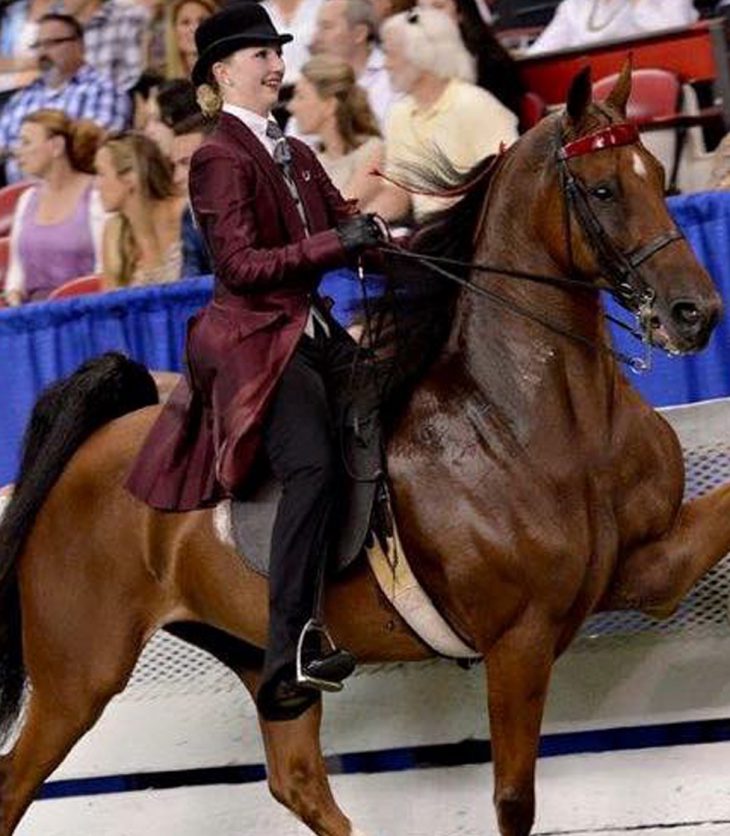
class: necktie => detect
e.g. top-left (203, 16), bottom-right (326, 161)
top-left (265, 120), bottom-right (293, 171)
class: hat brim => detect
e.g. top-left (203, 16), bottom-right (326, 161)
top-left (192, 32), bottom-right (293, 87)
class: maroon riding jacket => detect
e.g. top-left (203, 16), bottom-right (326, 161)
top-left (125, 112), bottom-right (357, 511)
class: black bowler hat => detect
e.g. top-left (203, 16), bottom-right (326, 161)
top-left (191, 4), bottom-right (293, 88)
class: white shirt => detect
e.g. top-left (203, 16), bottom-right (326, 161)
top-left (223, 103), bottom-right (280, 157)
top-left (222, 103), bottom-right (329, 338)
top-left (528, 0), bottom-right (699, 54)
top-left (359, 46), bottom-right (400, 130)
top-left (260, 0), bottom-right (325, 83)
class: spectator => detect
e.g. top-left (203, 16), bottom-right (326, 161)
top-left (5, 109), bottom-right (106, 304)
top-left (289, 54), bottom-right (382, 203)
top-left (0, 0), bottom-right (50, 95)
top-left (310, 0), bottom-right (397, 128)
top-left (95, 131), bottom-right (186, 287)
top-left (370, 7), bottom-right (517, 222)
top-left (132, 0), bottom-right (166, 74)
top-left (143, 78), bottom-right (200, 156)
top-left (130, 69), bottom-right (165, 130)
top-left (52, 0), bottom-right (150, 91)
top-left (418, 0), bottom-right (525, 117)
top-left (169, 111), bottom-right (213, 277)
top-left (0, 13), bottom-right (131, 183)
top-left (366, 0), bottom-right (414, 28)
top-left (260, 0), bottom-right (324, 82)
top-left (164, 0), bottom-right (218, 81)
top-left (528, 0), bottom-right (699, 54)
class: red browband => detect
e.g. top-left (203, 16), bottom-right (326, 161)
top-left (559, 123), bottom-right (640, 160)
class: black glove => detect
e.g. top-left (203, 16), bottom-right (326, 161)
top-left (337, 214), bottom-right (384, 254)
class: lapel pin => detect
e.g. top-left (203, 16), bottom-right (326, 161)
top-left (302, 170), bottom-right (311, 182)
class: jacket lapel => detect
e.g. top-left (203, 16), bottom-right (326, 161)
top-left (289, 144), bottom-right (324, 233)
top-left (217, 113), bottom-right (307, 238)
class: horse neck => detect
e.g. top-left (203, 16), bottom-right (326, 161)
top-left (448, 144), bottom-right (620, 431)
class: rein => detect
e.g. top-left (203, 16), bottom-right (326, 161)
top-left (378, 240), bottom-right (652, 372)
top-left (377, 120), bottom-right (684, 373)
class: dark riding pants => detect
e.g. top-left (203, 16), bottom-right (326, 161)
top-left (257, 320), bottom-right (356, 701)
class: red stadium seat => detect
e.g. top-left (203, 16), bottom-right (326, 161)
top-left (593, 68), bottom-right (682, 123)
top-left (520, 91), bottom-right (548, 131)
top-left (47, 274), bottom-right (104, 300)
top-left (0, 236), bottom-right (10, 294)
top-left (593, 68), bottom-right (715, 193)
top-left (594, 69), bottom-right (687, 191)
top-left (0, 181), bottom-right (33, 238)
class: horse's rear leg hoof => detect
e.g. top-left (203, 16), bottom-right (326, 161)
top-left (496, 788), bottom-right (535, 836)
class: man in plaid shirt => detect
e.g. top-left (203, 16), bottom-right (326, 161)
top-left (58, 0), bottom-right (151, 93)
top-left (0, 13), bottom-right (131, 183)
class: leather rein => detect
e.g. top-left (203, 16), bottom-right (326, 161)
top-left (377, 121), bottom-right (684, 373)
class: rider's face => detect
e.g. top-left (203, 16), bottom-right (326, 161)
top-left (213, 45), bottom-right (285, 118)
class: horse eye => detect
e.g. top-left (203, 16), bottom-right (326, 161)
top-left (590, 185), bottom-right (614, 202)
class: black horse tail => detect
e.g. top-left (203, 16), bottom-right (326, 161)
top-left (0, 352), bottom-right (158, 744)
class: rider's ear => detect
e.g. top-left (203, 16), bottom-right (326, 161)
top-left (605, 59), bottom-right (633, 117)
top-left (566, 66), bottom-right (592, 126)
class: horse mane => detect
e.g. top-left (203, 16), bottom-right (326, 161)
top-left (365, 148), bottom-right (501, 421)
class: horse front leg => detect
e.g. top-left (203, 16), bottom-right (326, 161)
top-left (484, 615), bottom-right (558, 836)
top-left (603, 484), bottom-right (730, 617)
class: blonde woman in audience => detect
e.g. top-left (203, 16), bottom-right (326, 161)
top-left (164, 0), bottom-right (218, 80)
top-left (370, 7), bottom-right (518, 223)
top-left (289, 54), bottom-right (383, 204)
top-left (5, 109), bottom-right (106, 305)
top-left (95, 131), bottom-right (186, 288)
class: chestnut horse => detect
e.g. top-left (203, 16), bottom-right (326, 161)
top-left (0, 67), bottom-right (729, 836)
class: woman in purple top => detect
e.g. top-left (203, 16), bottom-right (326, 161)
top-left (4, 109), bottom-right (107, 305)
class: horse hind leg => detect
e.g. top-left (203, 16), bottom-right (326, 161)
top-left (0, 627), bottom-right (146, 836)
top-left (166, 621), bottom-right (357, 836)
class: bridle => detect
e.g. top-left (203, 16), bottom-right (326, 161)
top-left (376, 119), bottom-right (685, 373)
top-left (557, 120), bottom-right (682, 317)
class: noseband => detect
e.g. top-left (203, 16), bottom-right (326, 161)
top-left (557, 121), bottom-right (683, 315)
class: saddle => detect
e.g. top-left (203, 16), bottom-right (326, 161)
top-left (220, 389), bottom-right (387, 578)
top-left (212, 362), bottom-right (480, 660)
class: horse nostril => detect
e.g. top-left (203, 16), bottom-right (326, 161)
top-left (671, 301), bottom-right (702, 328)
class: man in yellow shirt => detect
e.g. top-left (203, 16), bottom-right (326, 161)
top-left (368, 7), bottom-right (518, 222)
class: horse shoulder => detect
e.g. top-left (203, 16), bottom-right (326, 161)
top-left (610, 382), bottom-right (685, 542)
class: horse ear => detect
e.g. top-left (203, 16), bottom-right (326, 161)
top-left (566, 67), bottom-right (592, 124)
top-left (605, 59), bottom-right (633, 116)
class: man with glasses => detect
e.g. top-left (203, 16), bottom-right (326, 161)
top-left (51, 0), bottom-right (150, 93)
top-left (0, 13), bottom-right (130, 183)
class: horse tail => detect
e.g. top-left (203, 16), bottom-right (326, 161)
top-left (0, 352), bottom-right (158, 743)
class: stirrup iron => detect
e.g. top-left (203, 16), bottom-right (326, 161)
top-left (296, 618), bottom-right (345, 693)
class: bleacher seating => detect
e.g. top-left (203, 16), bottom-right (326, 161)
top-left (47, 275), bottom-right (104, 300)
top-left (517, 18), bottom-right (729, 193)
top-left (0, 182), bottom-right (32, 238)
top-left (0, 237), bottom-right (10, 296)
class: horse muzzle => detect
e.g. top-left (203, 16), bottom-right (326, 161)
top-left (647, 294), bottom-right (722, 354)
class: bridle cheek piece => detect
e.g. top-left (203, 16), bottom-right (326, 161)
top-left (557, 122), bottom-right (683, 318)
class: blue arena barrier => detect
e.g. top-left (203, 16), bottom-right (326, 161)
top-left (0, 191), bottom-right (729, 485)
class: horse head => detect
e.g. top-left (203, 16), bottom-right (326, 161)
top-left (545, 63), bottom-right (722, 354)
